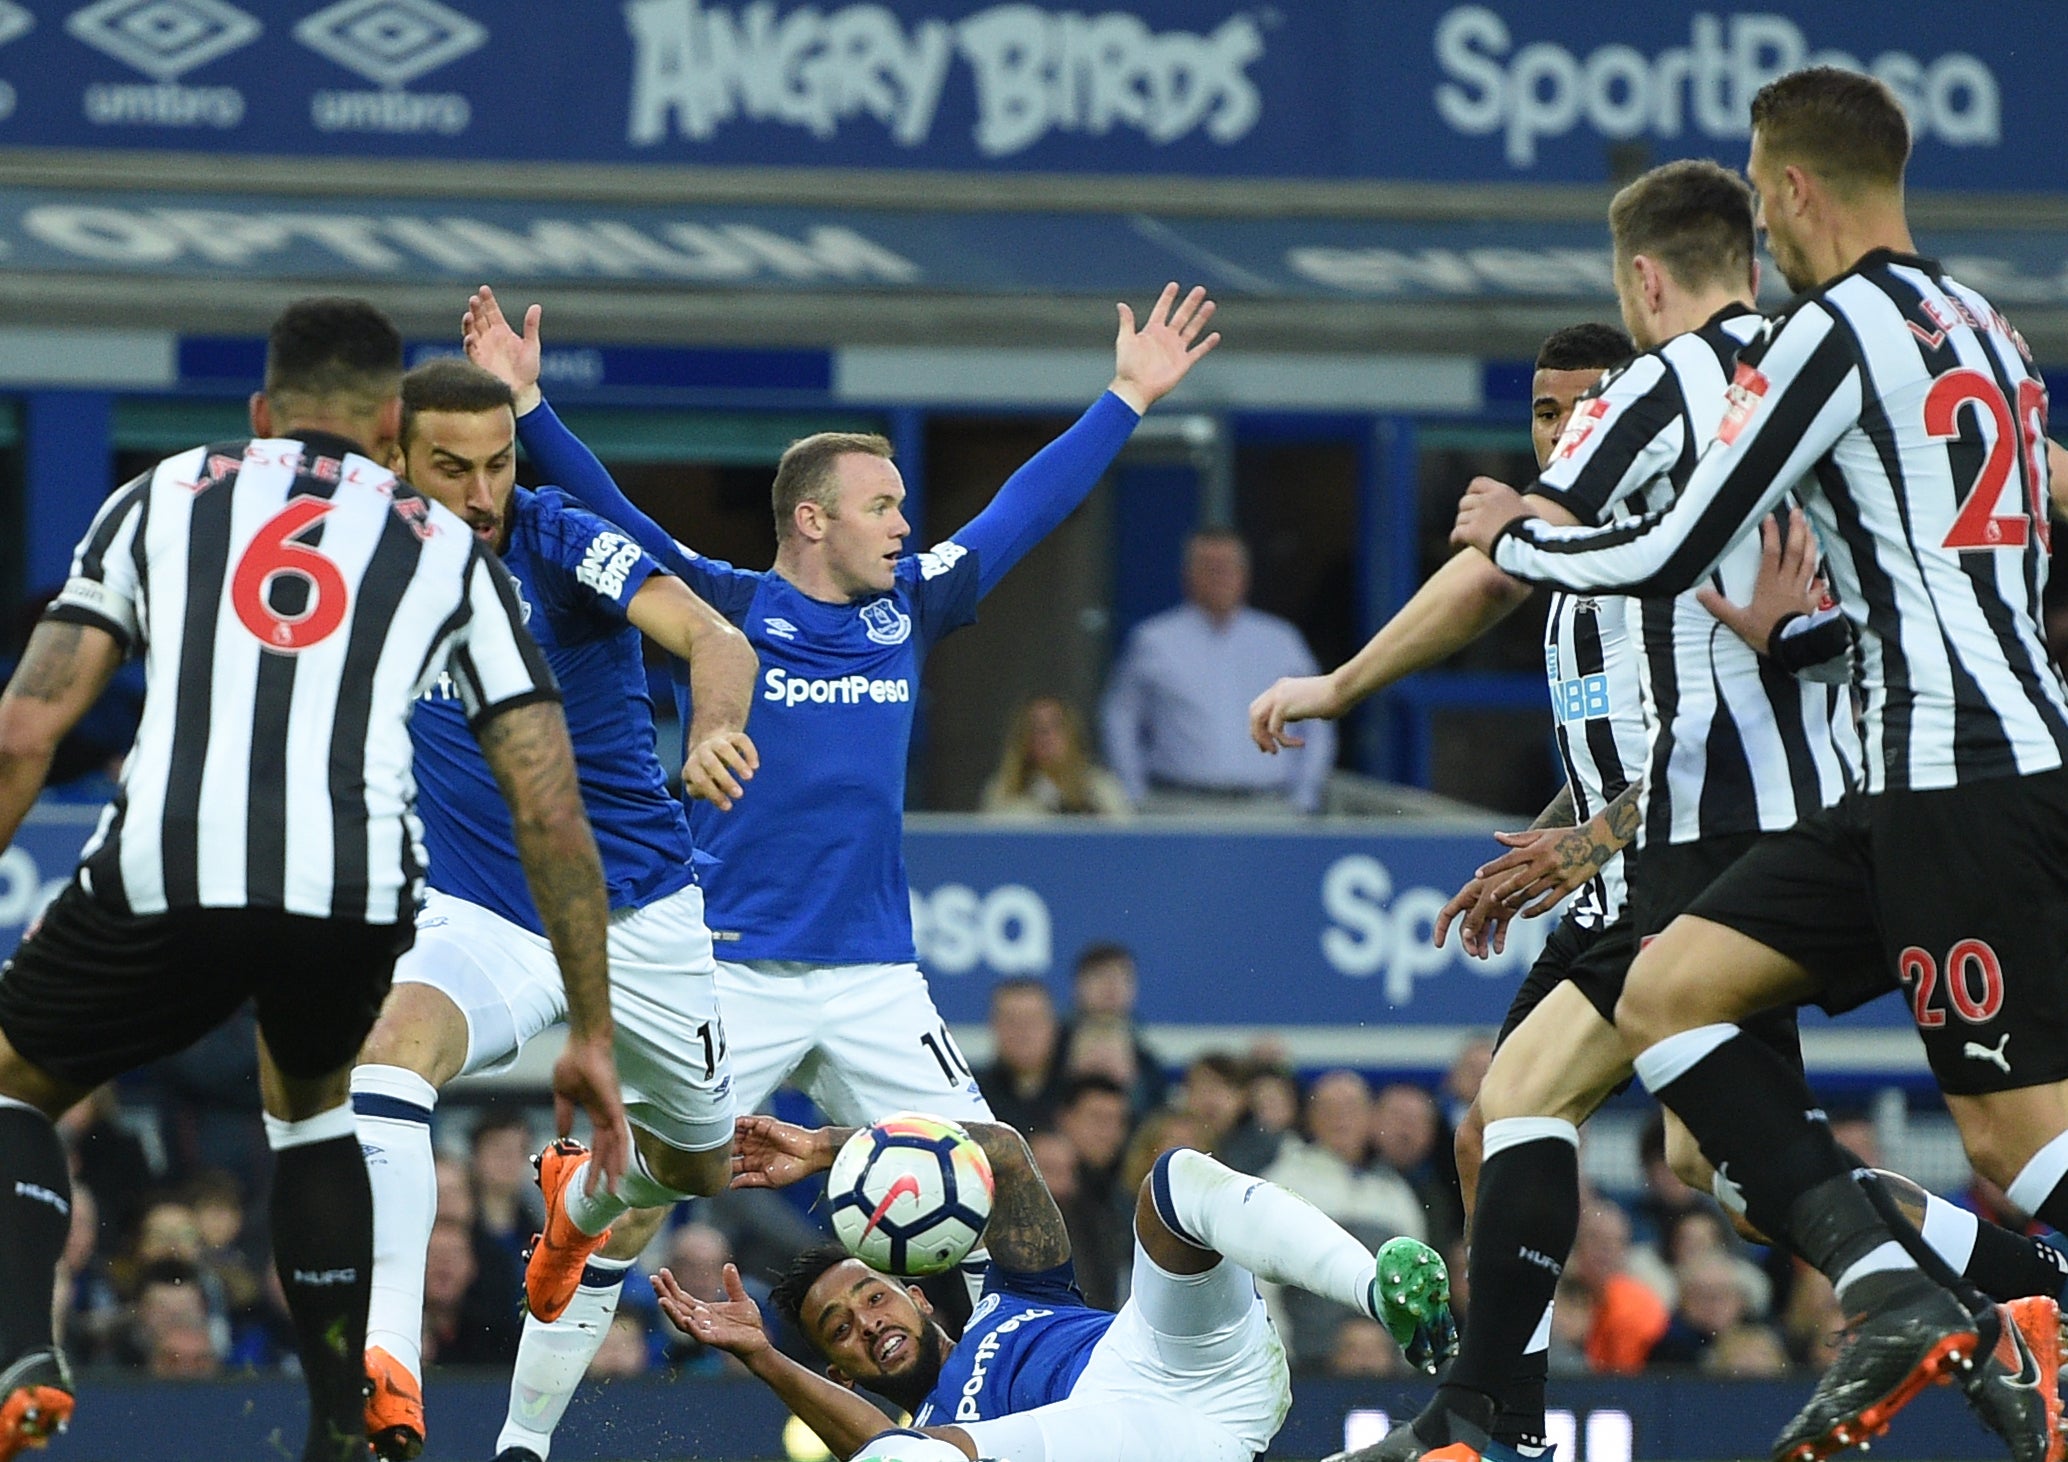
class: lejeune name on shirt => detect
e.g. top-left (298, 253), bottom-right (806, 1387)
top-left (762, 667), bottom-right (912, 705)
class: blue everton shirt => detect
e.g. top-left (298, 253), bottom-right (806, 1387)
top-left (410, 487), bottom-right (697, 935)
top-left (515, 391), bottom-right (1142, 964)
top-left (667, 545), bottom-right (979, 962)
top-left (914, 1263), bottom-right (1114, 1428)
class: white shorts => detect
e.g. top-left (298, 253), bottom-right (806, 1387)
top-left (960, 1247), bottom-right (1292, 1462)
top-left (714, 959), bottom-right (993, 1126)
top-left (395, 886), bottom-right (735, 1152)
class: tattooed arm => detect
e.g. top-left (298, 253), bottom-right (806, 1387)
top-left (1480, 778), bottom-right (1644, 918)
top-left (1433, 781), bottom-right (1580, 956)
top-left (0, 620), bottom-right (124, 849)
top-left (475, 699), bottom-right (627, 1183)
top-left (733, 1117), bottom-right (1071, 1272)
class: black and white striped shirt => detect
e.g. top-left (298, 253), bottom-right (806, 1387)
top-left (44, 432), bottom-right (557, 924)
top-left (1543, 589), bottom-right (1647, 926)
top-left (1494, 251), bottom-right (2068, 795)
top-left (1532, 308), bottom-right (1860, 844)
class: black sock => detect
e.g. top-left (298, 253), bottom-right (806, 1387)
top-left (1491, 1345), bottom-right (1549, 1452)
top-left (271, 1132), bottom-right (373, 1462)
top-left (1445, 1131), bottom-right (1577, 1407)
top-left (1643, 1030), bottom-right (1875, 1271)
top-left (1966, 1220), bottom-right (2068, 1303)
top-left (0, 1106), bottom-right (70, 1367)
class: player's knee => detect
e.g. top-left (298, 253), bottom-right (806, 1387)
top-left (1613, 966), bottom-right (1679, 1052)
top-left (355, 983), bottom-right (467, 1086)
top-left (640, 1139), bottom-right (730, 1198)
top-left (601, 1204), bottom-right (671, 1261)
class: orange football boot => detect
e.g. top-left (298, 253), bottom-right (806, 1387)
top-left (364, 1344), bottom-right (425, 1460)
top-left (523, 1138), bottom-right (613, 1322)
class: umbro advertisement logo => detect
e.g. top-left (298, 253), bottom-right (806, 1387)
top-left (762, 617), bottom-right (799, 641)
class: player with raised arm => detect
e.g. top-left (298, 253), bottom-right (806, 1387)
top-left (0, 301), bottom-right (624, 1462)
top-left (1452, 68), bottom-right (2068, 1462)
top-left (347, 358), bottom-right (759, 1462)
top-left (459, 283), bottom-right (1219, 1462)
top-left (1335, 157), bottom-right (2068, 1462)
top-left (653, 1114), bottom-right (1453, 1462)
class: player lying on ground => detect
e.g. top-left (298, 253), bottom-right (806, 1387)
top-left (457, 282), bottom-right (1219, 1461)
top-left (0, 301), bottom-right (626, 1462)
top-left (348, 358), bottom-right (758, 1462)
top-left (650, 1115), bottom-right (1453, 1462)
top-left (1450, 67), bottom-right (2068, 1462)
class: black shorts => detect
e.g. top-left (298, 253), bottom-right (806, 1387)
top-left (1629, 830), bottom-right (1804, 1073)
top-left (1497, 914), bottom-right (1638, 1045)
top-left (0, 882), bottom-right (411, 1090)
top-left (1688, 767), bottom-right (2068, 1096)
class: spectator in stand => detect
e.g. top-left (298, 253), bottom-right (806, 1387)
top-left (56, 1086), bottom-right (155, 1252)
top-left (1101, 528), bottom-right (1334, 815)
top-left (1178, 1053), bottom-right (1279, 1174)
top-left (1781, 1264), bottom-right (1845, 1372)
top-left (468, 1110), bottom-right (544, 1267)
top-left (186, 1170), bottom-right (264, 1320)
top-left (1261, 1070), bottom-right (1426, 1369)
top-left (1328, 1317), bottom-right (1408, 1379)
top-left (118, 1259), bottom-right (212, 1369)
top-left (656, 1223), bottom-right (767, 1373)
top-left (1547, 1276), bottom-right (1594, 1378)
top-left (1371, 1083), bottom-right (1463, 1251)
top-left (148, 1321), bottom-right (220, 1380)
top-left (1628, 1113), bottom-right (1708, 1248)
top-left (54, 1183), bottom-right (121, 1363)
top-left (1248, 1064), bottom-right (1303, 1151)
top-left (1647, 1251), bottom-right (1751, 1367)
top-left (1049, 1077), bottom-right (1135, 1312)
top-left (430, 1151), bottom-right (524, 1359)
top-left (422, 1217), bottom-right (519, 1366)
top-left (590, 1312), bottom-right (653, 1378)
top-left (981, 696), bottom-right (1132, 819)
top-left (1704, 1324), bottom-right (1791, 1377)
top-left (1066, 943), bottom-right (1169, 1113)
top-left (976, 978), bottom-right (1066, 1135)
top-left (1119, 1109), bottom-right (1216, 1198)
top-left (1565, 1200), bottom-right (1668, 1375)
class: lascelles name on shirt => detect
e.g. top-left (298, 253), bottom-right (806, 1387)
top-left (762, 667), bottom-right (912, 706)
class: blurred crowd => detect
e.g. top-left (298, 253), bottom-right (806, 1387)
top-left (50, 935), bottom-right (2051, 1390)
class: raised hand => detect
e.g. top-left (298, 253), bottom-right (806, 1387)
top-left (1248, 673), bottom-right (1344, 753)
top-left (1452, 476), bottom-right (1536, 555)
top-left (656, 1264), bottom-right (771, 1359)
top-left (682, 730), bottom-right (758, 812)
top-left (462, 285), bottom-right (544, 414)
top-left (1109, 282), bottom-right (1221, 414)
top-left (731, 1114), bottom-right (837, 1191)
top-left (1696, 508), bottom-right (1821, 653)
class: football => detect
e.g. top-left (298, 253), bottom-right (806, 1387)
top-left (827, 1114), bottom-right (994, 1276)
top-left (851, 1429), bottom-right (976, 1462)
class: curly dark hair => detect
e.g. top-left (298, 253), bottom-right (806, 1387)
top-left (769, 1242), bottom-right (854, 1333)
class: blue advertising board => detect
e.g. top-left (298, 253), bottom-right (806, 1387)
top-left (0, 806), bottom-right (1919, 1035)
top-left (0, 2), bottom-right (2051, 190)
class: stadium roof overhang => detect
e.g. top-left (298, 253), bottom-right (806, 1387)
top-left (5, 151), bottom-right (2068, 370)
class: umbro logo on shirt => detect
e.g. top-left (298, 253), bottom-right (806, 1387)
top-left (763, 617), bottom-right (798, 641)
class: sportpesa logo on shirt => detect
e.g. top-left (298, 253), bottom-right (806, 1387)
top-left (764, 668), bottom-right (912, 706)
top-left (576, 530), bottom-right (642, 599)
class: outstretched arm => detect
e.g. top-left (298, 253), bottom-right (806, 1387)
top-left (655, 1265), bottom-right (978, 1460)
top-left (465, 287), bottom-right (701, 581)
top-left (732, 1116), bottom-right (1071, 1272)
top-left (0, 620), bottom-right (124, 847)
top-left (625, 576), bottom-right (760, 809)
top-left (956, 283), bottom-right (1220, 597)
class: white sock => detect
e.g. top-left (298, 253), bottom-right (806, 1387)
top-left (497, 1255), bottom-right (631, 1461)
top-left (2008, 1129), bottom-right (2068, 1219)
top-left (352, 1064), bottom-right (441, 1380)
top-left (1921, 1193), bottom-right (1981, 1273)
top-left (1151, 1148), bottom-right (1377, 1315)
top-left (562, 1144), bottom-right (693, 1236)
top-left (1835, 1240), bottom-right (1915, 1303)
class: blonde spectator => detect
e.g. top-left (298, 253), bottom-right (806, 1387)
top-left (1704, 1323), bottom-right (1791, 1378)
top-left (982, 696), bottom-right (1132, 819)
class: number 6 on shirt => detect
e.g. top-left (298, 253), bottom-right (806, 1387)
top-left (232, 495), bottom-right (349, 651)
